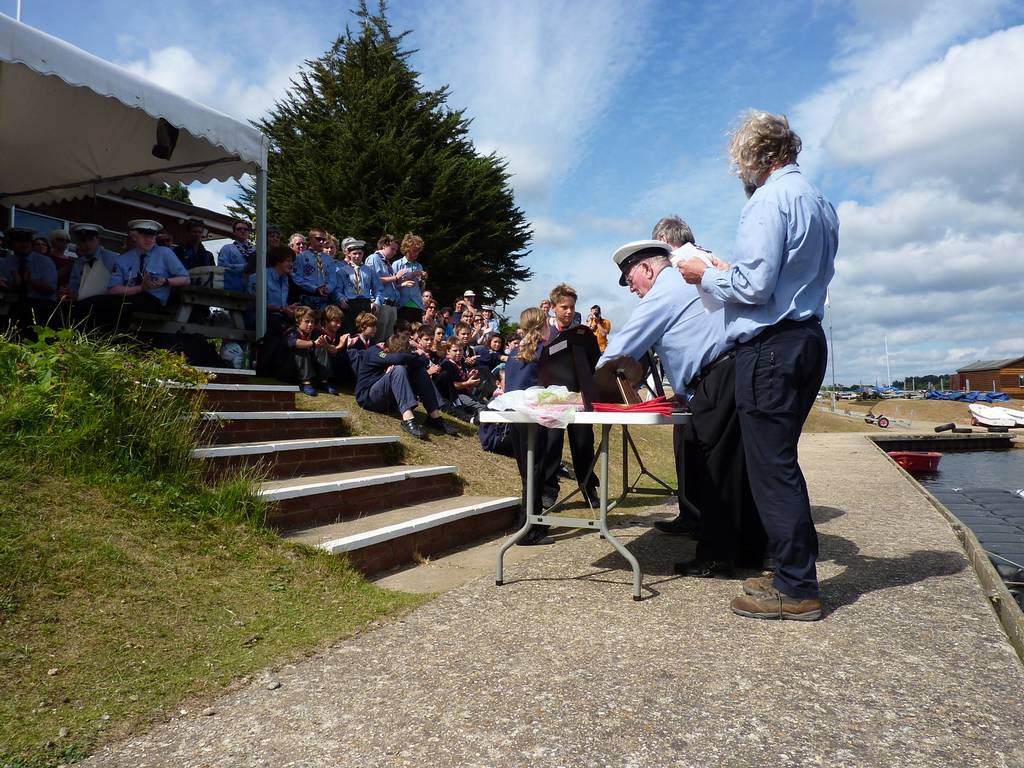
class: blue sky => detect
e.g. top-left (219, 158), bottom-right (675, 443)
top-left (7, 0), bottom-right (1024, 384)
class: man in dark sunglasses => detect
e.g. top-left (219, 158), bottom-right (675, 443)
top-left (292, 227), bottom-right (341, 310)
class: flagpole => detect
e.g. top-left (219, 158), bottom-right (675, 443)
top-left (884, 336), bottom-right (891, 387)
top-left (826, 292), bottom-right (836, 412)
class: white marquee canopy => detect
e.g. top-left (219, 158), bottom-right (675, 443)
top-left (0, 13), bottom-right (270, 333)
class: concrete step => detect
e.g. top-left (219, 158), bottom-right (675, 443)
top-left (260, 465), bottom-right (460, 530)
top-left (194, 366), bottom-right (256, 384)
top-left (199, 410), bottom-right (348, 445)
top-left (283, 495), bottom-right (520, 574)
top-left (194, 435), bottom-right (399, 480)
top-left (197, 382), bottom-right (298, 411)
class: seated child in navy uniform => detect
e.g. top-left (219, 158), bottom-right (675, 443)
top-left (279, 306), bottom-right (332, 396)
top-left (354, 331), bottom-right (460, 440)
top-left (313, 304), bottom-right (354, 390)
top-left (436, 341), bottom-right (485, 420)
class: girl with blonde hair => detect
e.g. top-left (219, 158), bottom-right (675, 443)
top-left (503, 306), bottom-right (553, 545)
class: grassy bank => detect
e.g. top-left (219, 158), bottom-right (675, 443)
top-left (0, 332), bottom-right (425, 766)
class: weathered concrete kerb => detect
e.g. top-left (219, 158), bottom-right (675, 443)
top-left (87, 433), bottom-right (1024, 767)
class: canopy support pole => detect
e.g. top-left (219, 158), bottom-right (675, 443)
top-left (255, 168), bottom-right (268, 340)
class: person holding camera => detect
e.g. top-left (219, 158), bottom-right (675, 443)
top-left (586, 304), bottom-right (611, 353)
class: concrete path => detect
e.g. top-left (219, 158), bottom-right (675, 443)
top-left (87, 433), bottom-right (1024, 767)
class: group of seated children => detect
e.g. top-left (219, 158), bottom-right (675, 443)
top-left (263, 298), bottom-right (513, 439)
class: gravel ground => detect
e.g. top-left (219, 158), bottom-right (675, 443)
top-left (86, 433), bottom-right (1024, 768)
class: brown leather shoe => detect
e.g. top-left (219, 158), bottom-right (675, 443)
top-left (742, 574), bottom-right (775, 597)
top-left (730, 586), bottom-right (822, 621)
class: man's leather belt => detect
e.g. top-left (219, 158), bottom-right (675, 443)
top-left (687, 349), bottom-right (736, 391)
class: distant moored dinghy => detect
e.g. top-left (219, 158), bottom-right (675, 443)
top-left (967, 403), bottom-right (1018, 428)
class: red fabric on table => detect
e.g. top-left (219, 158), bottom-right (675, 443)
top-left (591, 396), bottom-right (675, 415)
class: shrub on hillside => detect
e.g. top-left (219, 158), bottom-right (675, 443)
top-left (0, 327), bottom-right (206, 482)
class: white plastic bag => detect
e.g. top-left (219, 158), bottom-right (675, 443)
top-left (487, 386), bottom-right (584, 428)
top-left (671, 243), bottom-right (723, 314)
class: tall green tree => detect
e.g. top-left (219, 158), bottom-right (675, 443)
top-left (234, 1), bottom-right (532, 305)
top-left (136, 182), bottom-right (192, 204)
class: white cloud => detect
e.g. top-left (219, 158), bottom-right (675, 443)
top-left (786, 4), bottom-right (1024, 382)
top-left (120, 45), bottom-right (303, 122)
top-left (188, 179), bottom-right (243, 216)
top-left (405, 0), bottom-right (651, 204)
top-left (825, 25), bottom-right (1024, 200)
top-left (793, 0), bottom-right (1011, 175)
top-left (530, 216), bottom-right (574, 248)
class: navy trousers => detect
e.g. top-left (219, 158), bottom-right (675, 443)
top-left (362, 364), bottom-right (441, 415)
top-left (685, 356), bottom-right (767, 567)
top-left (735, 319), bottom-right (827, 599)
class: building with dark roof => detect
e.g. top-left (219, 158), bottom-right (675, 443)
top-left (949, 357), bottom-right (1024, 398)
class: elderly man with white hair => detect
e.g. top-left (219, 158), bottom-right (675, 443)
top-left (679, 110), bottom-right (839, 621)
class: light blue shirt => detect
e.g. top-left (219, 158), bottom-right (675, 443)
top-left (335, 260), bottom-right (379, 302)
top-left (6, 251), bottom-right (58, 300)
top-left (68, 246), bottom-right (118, 294)
top-left (217, 240), bottom-right (253, 293)
top-left (364, 250), bottom-right (399, 304)
top-left (109, 245), bottom-right (188, 306)
top-left (292, 249), bottom-right (339, 298)
top-left (248, 267), bottom-right (292, 309)
top-left (598, 266), bottom-right (730, 395)
top-left (394, 256), bottom-right (424, 308)
top-left (701, 164), bottom-right (839, 344)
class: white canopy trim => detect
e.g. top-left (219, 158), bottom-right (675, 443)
top-left (0, 13), bottom-right (268, 207)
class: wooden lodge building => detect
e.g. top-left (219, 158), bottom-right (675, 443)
top-left (950, 357), bottom-right (1024, 399)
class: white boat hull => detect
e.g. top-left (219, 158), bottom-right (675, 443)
top-left (968, 403), bottom-right (1017, 427)
top-left (998, 406), bottom-right (1024, 427)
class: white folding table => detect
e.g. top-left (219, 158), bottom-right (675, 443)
top-left (478, 409), bottom-right (687, 600)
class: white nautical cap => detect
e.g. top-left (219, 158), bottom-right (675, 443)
top-left (463, 290), bottom-right (476, 297)
top-left (613, 239), bottom-right (671, 286)
top-left (343, 237), bottom-right (366, 251)
top-left (70, 223), bottom-right (103, 237)
top-left (127, 219), bottom-right (162, 233)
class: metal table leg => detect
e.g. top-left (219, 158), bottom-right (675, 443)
top-left (496, 422), bottom-right (536, 586)
top-left (598, 424), bottom-right (643, 600)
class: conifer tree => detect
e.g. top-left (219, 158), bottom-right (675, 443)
top-left (234, 1), bottom-right (532, 305)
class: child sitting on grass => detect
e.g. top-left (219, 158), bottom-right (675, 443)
top-left (354, 332), bottom-right (460, 440)
top-left (437, 341), bottom-right (485, 420)
top-left (282, 306), bottom-right (332, 396)
top-left (313, 304), bottom-right (352, 390)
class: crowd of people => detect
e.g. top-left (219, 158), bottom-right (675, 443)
top-left (0, 215), bottom-right (612, 446)
top-left (3, 108), bottom-right (838, 624)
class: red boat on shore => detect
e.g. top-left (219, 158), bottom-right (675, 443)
top-left (887, 451), bottom-right (942, 473)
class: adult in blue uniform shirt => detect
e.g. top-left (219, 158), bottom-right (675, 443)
top-left (64, 223), bottom-right (118, 299)
top-left (4, 227), bottom-right (58, 301)
top-left (59, 223), bottom-right (119, 328)
top-left (5, 226), bottom-right (59, 330)
top-left (597, 235), bottom-right (766, 577)
top-left (217, 220), bottom-right (255, 293)
top-left (394, 232), bottom-right (427, 324)
top-left (364, 234), bottom-right (410, 342)
top-left (679, 110), bottom-right (838, 622)
top-left (292, 227), bottom-right (341, 311)
top-left (247, 245), bottom-right (301, 334)
top-left (108, 219), bottom-right (190, 314)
